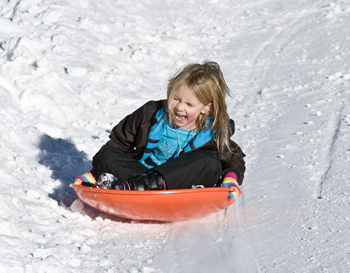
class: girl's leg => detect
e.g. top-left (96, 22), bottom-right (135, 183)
top-left (92, 146), bottom-right (148, 181)
top-left (152, 150), bottom-right (222, 189)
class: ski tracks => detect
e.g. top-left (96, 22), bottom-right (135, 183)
top-left (316, 104), bottom-right (343, 199)
top-left (223, 1), bottom-right (350, 271)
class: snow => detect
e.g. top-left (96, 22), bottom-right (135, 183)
top-left (0, 0), bottom-right (349, 272)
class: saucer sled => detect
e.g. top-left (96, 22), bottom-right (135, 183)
top-left (70, 184), bottom-right (235, 221)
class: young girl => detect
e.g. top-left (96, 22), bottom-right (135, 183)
top-left (75, 62), bottom-right (245, 200)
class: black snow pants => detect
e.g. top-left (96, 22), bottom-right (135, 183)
top-left (92, 146), bottom-right (222, 190)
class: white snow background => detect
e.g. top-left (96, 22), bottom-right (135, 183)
top-left (0, 0), bottom-right (349, 272)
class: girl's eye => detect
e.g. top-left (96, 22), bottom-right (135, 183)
top-left (187, 103), bottom-right (193, 107)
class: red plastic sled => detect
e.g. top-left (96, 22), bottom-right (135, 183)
top-left (70, 184), bottom-right (236, 221)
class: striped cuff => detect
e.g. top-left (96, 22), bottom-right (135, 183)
top-left (74, 169), bottom-right (96, 185)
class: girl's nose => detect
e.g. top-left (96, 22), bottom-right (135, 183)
top-left (176, 102), bottom-right (184, 111)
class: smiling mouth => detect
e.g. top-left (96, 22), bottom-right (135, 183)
top-left (175, 113), bottom-right (186, 122)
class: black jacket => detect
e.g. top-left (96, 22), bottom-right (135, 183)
top-left (103, 100), bottom-right (246, 185)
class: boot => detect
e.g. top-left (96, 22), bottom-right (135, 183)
top-left (127, 171), bottom-right (165, 191)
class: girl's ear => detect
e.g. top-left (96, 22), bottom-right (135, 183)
top-left (201, 103), bottom-right (212, 114)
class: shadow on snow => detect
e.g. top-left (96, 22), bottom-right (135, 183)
top-left (36, 134), bottom-right (145, 223)
top-left (37, 134), bottom-right (92, 203)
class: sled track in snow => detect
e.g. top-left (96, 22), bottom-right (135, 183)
top-left (317, 105), bottom-right (343, 199)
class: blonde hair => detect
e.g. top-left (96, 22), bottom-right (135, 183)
top-left (166, 61), bottom-right (232, 155)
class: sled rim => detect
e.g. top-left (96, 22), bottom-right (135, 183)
top-left (70, 184), bottom-right (234, 195)
top-left (70, 184), bottom-right (235, 221)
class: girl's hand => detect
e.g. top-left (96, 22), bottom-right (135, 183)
top-left (74, 168), bottom-right (96, 186)
top-left (221, 172), bottom-right (242, 201)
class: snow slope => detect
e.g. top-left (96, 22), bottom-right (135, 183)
top-left (0, 0), bottom-right (349, 272)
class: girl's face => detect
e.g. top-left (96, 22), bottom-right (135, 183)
top-left (171, 85), bottom-right (211, 130)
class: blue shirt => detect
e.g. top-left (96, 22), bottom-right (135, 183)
top-left (142, 122), bottom-right (197, 169)
top-left (139, 108), bottom-right (215, 166)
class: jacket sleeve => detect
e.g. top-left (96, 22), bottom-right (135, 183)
top-left (105, 100), bottom-right (162, 151)
top-left (220, 140), bottom-right (246, 186)
top-left (219, 119), bottom-right (246, 185)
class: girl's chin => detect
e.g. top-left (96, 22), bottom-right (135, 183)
top-left (175, 121), bottom-right (185, 128)
top-left (174, 121), bottom-right (196, 130)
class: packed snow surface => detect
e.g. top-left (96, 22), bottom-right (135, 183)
top-left (1, 0), bottom-right (349, 272)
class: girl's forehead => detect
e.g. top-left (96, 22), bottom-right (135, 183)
top-left (173, 85), bottom-right (203, 104)
top-left (175, 84), bottom-right (194, 96)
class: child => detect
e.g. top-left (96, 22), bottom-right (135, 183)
top-left (75, 62), bottom-right (245, 201)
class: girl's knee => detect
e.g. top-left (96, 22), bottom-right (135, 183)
top-left (198, 150), bottom-right (221, 166)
